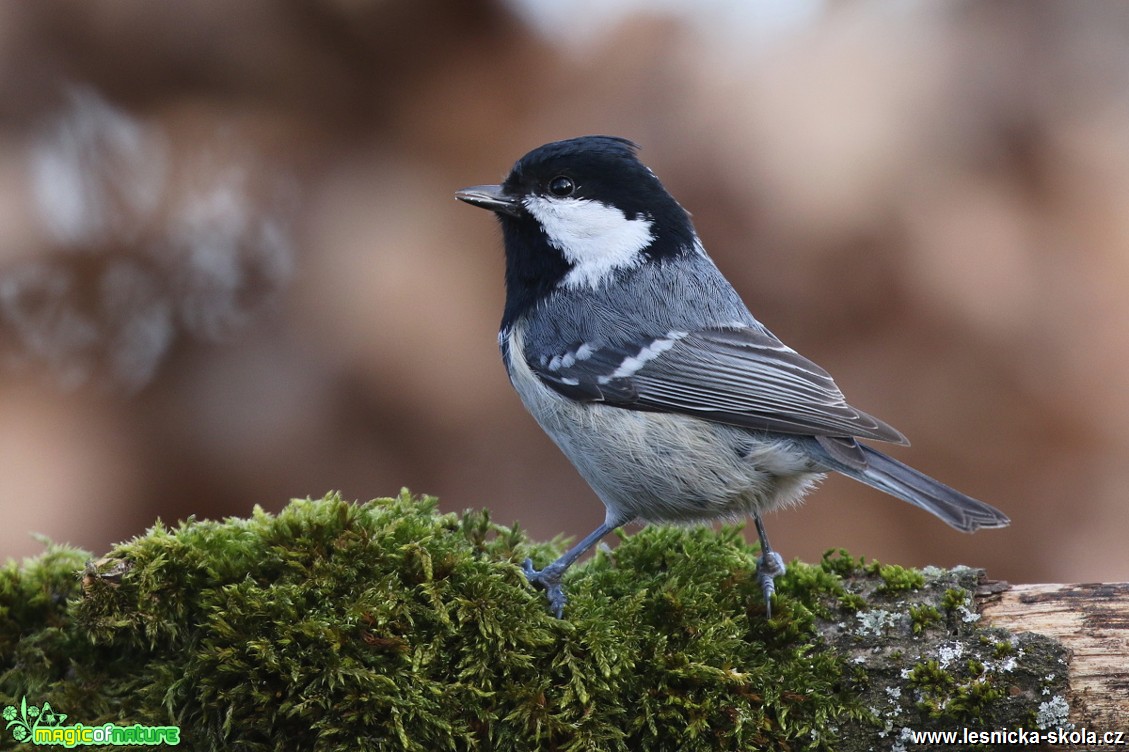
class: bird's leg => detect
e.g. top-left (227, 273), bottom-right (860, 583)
top-left (753, 513), bottom-right (786, 617)
top-left (524, 521), bottom-right (617, 618)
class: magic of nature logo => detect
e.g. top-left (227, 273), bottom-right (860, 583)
top-left (3, 697), bottom-right (180, 747)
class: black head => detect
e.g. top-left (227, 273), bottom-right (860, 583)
top-left (456, 136), bottom-right (698, 327)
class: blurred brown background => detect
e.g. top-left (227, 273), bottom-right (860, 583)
top-left (1, 0), bottom-right (1126, 587)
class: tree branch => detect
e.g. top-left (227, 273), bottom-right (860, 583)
top-left (981, 581), bottom-right (1129, 734)
top-left (0, 492), bottom-right (1083, 750)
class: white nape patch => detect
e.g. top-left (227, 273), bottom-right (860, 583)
top-left (598, 330), bottom-right (687, 383)
top-left (523, 195), bottom-right (654, 289)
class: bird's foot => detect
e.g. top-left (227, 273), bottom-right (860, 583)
top-left (755, 551), bottom-right (786, 617)
top-left (523, 558), bottom-right (568, 618)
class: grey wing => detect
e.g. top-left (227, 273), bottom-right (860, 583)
top-left (530, 326), bottom-right (909, 451)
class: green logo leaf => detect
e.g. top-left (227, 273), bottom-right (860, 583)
top-left (4, 697), bottom-right (44, 744)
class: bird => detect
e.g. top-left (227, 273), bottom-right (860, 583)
top-left (455, 135), bottom-right (1009, 618)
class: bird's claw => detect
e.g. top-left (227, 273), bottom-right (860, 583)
top-left (756, 551), bottom-right (786, 617)
top-left (523, 558), bottom-right (568, 618)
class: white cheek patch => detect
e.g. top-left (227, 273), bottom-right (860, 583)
top-left (523, 195), bottom-right (654, 289)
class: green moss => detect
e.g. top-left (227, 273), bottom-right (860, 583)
top-left (818, 549), bottom-right (865, 577)
top-left (908, 604), bottom-right (942, 634)
top-left (941, 587), bottom-right (969, 613)
top-left (874, 564), bottom-right (926, 594)
top-left (992, 639), bottom-right (1015, 659)
top-left (907, 657), bottom-right (1006, 720)
top-left (0, 492), bottom-right (1070, 751)
top-left (907, 660), bottom-right (956, 695)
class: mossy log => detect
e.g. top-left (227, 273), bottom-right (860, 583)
top-left (0, 492), bottom-right (1097, 751)
top-left (979, 581), bottom-right (1129, 740)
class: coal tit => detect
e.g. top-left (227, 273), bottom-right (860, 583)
top-left (456, 135), bottom-right (1009, 618)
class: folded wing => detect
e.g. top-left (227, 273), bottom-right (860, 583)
top-left (531, 326), bottom-right (908, 447)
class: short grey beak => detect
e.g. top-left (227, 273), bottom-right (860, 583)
top-left (455, 184), bottom-right (522, 217)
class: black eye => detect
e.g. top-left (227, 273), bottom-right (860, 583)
top-left (547, 176), bottom-right (575, 197)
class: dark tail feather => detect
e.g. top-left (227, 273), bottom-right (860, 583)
top-left (835, 444), bottom-right (1010, 532)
